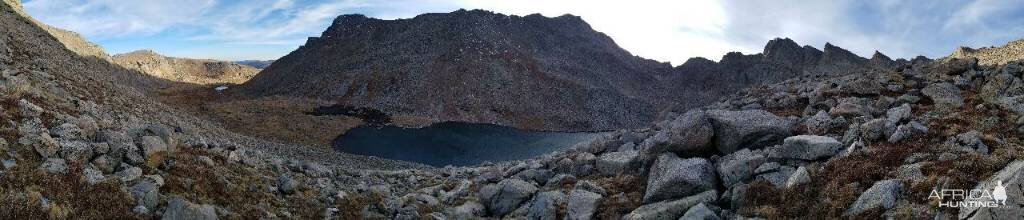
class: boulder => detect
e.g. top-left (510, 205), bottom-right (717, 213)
top-left (278, 175), bottom-right (299, 194)
top-left (624, 190), bottom-right (718, 220)
top-left (162, 197), bottom-right (217, 220)
top-left (129, 180), bottom-right (160, 210)
top-left (716, 148), bottom-right (766, 187)
top-left (845, 179), bottom-right (901, 216)
top-left (859, 118), bottom-right (894, 141)
top-left (707, 110), bottom-right (793, 154)
top-left (479, 179), bottom-right (538, 217)
top-left (754, 165), bottom-right (796, 187)
top-left (888, 121), bottom-right (928, 143)
top-left (886, 103), bottom-right (911, 124)
top-left (652, 110), bottom-right (714, 155)
top-left (784, 166), bottom-right (811, 188)
top-left (139, 136), bottom-right (168, 158)
top-left (514, 168), bottom-right (554, 185)
top-left (805, 110), bottom-right (845, 135)
top-left (449, 201), bottom-right (485, 220)
top-left (922, 82), bottom-right (964, 110)
top-left (38, 158), bottom-right (67, 174)
top-left (771, 135), bottom-right (842, 161)
top-left (574, 180), bottom-right (607, 196)
top-left (946, 130), bottom-right (990, 154)
top-left (566, 189), bottom-right (602, 220)
top-left (997, 96), bottom-right (1024, 115)
top-left (680, 203), bottom-right (720, 220)
top-left (644, 154), bottom-right (717, 203)
top-left (527, 191), bottom-right (565, 220)
top-left (17, 99), bottom-right (42, 117)
top-left (596, 150), bottom-right (639, 176)
top-left (58, 140), bottom-right (92, 164)
top-left (959, 160), bottom-right (1024, 219)
top-left (115, 166), bottom-right (142, 182)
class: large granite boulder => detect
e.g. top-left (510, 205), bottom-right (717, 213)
top-left (845, 179), bottom-right (901, 216)
top-left (716, 148), bottom-right (766, 187)
top-left (479, 179), bottom-right (539, 217)
top-left (922, 82), bottom-right (964, 110)
top-left (650, 110), bottom-right (715, 155)
top-left (162, 197), bottom-right (217, 220)
top-left (624, 190), bottom-right (718, 220)
top-left (770, 135), bottom-right (843, 161)
top-left (644, 153), bottom-right (718, 203)
top-left (707, 110), bottom-right (793, 154)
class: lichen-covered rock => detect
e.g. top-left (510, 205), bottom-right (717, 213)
top-left (650, 110), bottom-right (714, 155)
top-left (162, 197), bottom-right (218, 220)
top-left (644, 153), bottom-right (717, 203)
top-left (771, 135), bottom-right (842, 161)
top-left (784, 166), bottom-right (810, 188)
top-left (479, 179), bottom-right (538, 217)
top-left (845, 179), bottom-right (901, 216)
top-left (922, 82), bottom-right (964, 110)
top-left (596, 150), bottom-right (639, 176)
top-left (706, 110), bottom-right (793, 154)
top-left (860, 118), bottom-right (894, 141)
top-left (624, 190), bottom-right (718, 220)
top-left (527, 191), bottom-right (565, 220)
top-left (716, 148), bottom-right (765, 187)
top-left (680, 203), bottom-right (720, 220)
top-left (566, 189), bottom-right (602, 220)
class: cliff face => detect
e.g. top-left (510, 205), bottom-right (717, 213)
top-left (113, 50), bottom-right (259, 85)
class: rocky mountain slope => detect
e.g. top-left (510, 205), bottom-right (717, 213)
top-left (240, 10), bottom-right (882, 131)
top-left (113, 50), bottom-right (260, 85)
top-left (1, 0), bottom-right (108, 60)
top-left (949, 39), bottom-right (1024, 65)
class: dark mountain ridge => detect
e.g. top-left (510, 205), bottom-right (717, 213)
top-left (241, 9), bottom-right (890, 131)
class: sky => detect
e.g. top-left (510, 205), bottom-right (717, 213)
top-left (21, 0), bottom-right (1024, 65)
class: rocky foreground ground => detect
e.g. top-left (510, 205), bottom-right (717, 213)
top-left (4, 0), bottom-right (1024, 219)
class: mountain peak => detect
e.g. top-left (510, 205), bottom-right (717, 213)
top-left (763, 38), bottom-right (801, 55)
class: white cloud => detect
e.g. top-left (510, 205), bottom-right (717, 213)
top-left (21, 0), bottom-right (1024, 62)
top-left (23, 0), bottom-right (216, 37)
top-left (463, 0), bottom-right (738, 65)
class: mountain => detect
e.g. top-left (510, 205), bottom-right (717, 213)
top-left (240, 10), bottom-right (880, 131)
top-left (948, 39), bottom-right (1024, 65)
top-left (112, 50), bottom-right (260, 85)
top-left (241, 10), bottom-right (675, 131)
top-left (235, 60), bottom-right (275, 69)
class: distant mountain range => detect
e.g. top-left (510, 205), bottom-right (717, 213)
top-left (240, 9), bottom-right (889, 131)
top-left (112, 50), bottom-right (259, 85)
top-left (235, 60), bottom-right (275, 69)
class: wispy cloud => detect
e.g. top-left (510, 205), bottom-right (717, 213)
top-left (24, 0), bottom-right (216, 37)
top-left (19, 0), bottom-right (1024, 62)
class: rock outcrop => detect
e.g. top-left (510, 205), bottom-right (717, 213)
top-left (113, 50), bottom-right (259, 85)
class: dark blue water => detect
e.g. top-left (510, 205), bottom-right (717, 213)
top-left (333, 122), bottom-right (606, 166)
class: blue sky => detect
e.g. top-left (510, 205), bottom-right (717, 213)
top-left (21, 0), bottom-right (1024, 64)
